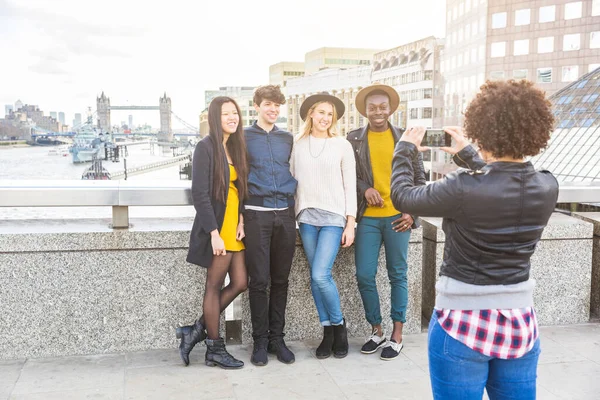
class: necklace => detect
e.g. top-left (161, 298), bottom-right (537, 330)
top-left (308, 134), bottom-right (328, 158)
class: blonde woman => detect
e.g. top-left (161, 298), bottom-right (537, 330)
top-left (290, 92), bottom-right (357, 359)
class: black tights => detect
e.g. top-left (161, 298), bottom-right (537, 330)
top-left (201, 251), bottom-right (247, 340)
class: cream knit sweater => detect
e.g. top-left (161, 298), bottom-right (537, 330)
top-left (290, 135), bottom-right (357, 220)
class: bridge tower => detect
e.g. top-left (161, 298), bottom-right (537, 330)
top-left (97, 92), bottom-right (111, 133)
top-left (159, 93), bottom-right (172, 142)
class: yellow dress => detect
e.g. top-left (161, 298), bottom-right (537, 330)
top-left (221, 164), bottom-right (245, 252)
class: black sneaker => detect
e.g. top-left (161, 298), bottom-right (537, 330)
top-left (267, 338), bottom-right (295, 364)
top-left (380, 339), bottom-right (403, 360)
top-left (251, 338), bottom-right (269, 366)
top-left (361, 329), bottom-right (387, 354)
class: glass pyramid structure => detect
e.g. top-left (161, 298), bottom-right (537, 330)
top-left (532, 67), bottom-right (600, 182)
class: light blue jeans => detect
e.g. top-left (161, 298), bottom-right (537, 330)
top-left (428, 314), bottom-right (541, 400)
top-left (298, 223), bottom-right (344, 326)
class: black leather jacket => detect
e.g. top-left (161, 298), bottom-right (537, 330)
top-left (347, 124), bottom-right (426, 225)
top-left (391, 142), bottom-right (559, 286)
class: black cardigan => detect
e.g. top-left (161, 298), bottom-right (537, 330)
top-left (186, 135), bottom-right (243, 267)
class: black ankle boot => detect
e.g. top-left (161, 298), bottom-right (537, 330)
top-left (268, 338), bottom-right (295, 364)
top-left (315, 326), bottom-right (334, 359)
top-left (175, 320), bottom-right (207, 366)
top-left (205, 338), bottom-right (244, 369)
top-left (332, 319), bottom-right (348, 358)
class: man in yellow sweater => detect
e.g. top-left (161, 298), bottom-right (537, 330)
top-left (347, 84), bottom-right (426, 360)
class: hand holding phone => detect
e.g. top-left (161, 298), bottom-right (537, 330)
top-left (422, 129), bottom-right (452, 147)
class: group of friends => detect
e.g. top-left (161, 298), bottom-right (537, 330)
top-left (178, 80), bottom-right (558, 400)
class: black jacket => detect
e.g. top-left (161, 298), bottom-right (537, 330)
top-left (244, 122), bottom-right (297, 208)
top-left (186, 135), bottom-right (243, 267)
top-left (390, 142), bottom-right (559, 285)
top-left (347, 123), bottom-right (426, 225)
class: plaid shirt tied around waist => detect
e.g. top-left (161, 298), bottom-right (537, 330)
top-left (435, 307), bottom-right (539, 359)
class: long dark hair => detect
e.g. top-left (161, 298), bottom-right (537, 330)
top-left (207, 96), bottom-right (248, 203)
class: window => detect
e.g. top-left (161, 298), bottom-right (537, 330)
top-left (563, 34), bottom-right (581, 51)
top-left (410, 108), bottom-right (418, 119)
top-left (472, 21), bottom-right (478, 36)
top-left (447, 11), bottom-right (452, 23)
top-left (564, 2), bottom-right (582, 20)
top-left (424, 88), bottom-right (433, 99)
top-left (492, 12), bottom-right (507, 28)
top-left (466, 0), bottom-right (471, 12)
top-left (491, 42), bottom-right (506, 57)
top-left (513, 69), bottom-right (528, 79)
top-left (423, 108), bottom-right (433, 119)
top-left (538, 37), bottom-right (554, 53)
top-left (591, 32), bottom-right (600, 49)
top-left (539, 5), bottom-right (556, 23)
top-left (471, 48), bottom-right (477, 63)
top-left (459, 2), bottom-right (464, 16)
top-left (590, 64), bottom-right (600, 72)
top-left (514, 39), bottom-right (529, 55)
top-left (515, 9), bottom-right (531, 26)
top-left (594, 0), bottom-right (600, 16)
top-left (458, 28), bottom-right (464, 42)
top-left (453, 5), bottom-right (457, 20)
top-left (458, 54), bottom-right (463, 67)
top-left (465, 24), bottom-right (471, 38)
top-left (479, 45), bottom-right (485, 61)
top-left (537, 67), bottom-right (552, 83)
top-left (583, 94), bottom-right (599, 103)
top-left (490, 71), bottom-right (505, 80)
top-left (562, 66), bottom-right (579, 82)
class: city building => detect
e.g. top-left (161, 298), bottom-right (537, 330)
top-left (73, 113), bottom-right (82, 128)
top-left (4, 105), bottom-right (13, 117)
top-left (269, 62), bottom-right (305, 88)
top-left (442, 0), bottom-right (600, 127)
top-left (286, 66), bottom-right (372, 135)
top-left (14, 100), bottom-right (23, 111)
top-left (199, 108), bottom-right (209, 136)
top-left (58, 112), bottom-right (65, 125)
top-left (304, 47), bottom-right (379, 75)
top-left (128, 115), bottom-right (133, 129)
top-left (204, 86), bottom-right (257, 127)
top-left (50, 112), bottom-right (57, 120)
top-left (531, 66), bottom-right (600, 181)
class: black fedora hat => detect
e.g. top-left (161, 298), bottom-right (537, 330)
top-left (299, 92), bottom-right (345, 121)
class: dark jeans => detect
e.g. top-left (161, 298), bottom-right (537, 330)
top-left (244, 208), bottom-right (297, 341)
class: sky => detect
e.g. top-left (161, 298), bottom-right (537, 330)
top-left (0, 0), bottom-right (446, 128)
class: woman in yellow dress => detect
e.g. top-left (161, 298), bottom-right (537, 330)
top-left (179, 96), bottom-right (249, 369)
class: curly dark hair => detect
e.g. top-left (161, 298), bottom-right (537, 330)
top-left (464, 80), bottom-right (554, 159)
top-left (253, 84), bottom-right (286, 106)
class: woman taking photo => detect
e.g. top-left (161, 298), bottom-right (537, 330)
top-left (290, 92), bottom-right (357, 359)
top-left (178, 96), bottom-right (249, 369)
top-left (390, 80), bottom-right (558, 399)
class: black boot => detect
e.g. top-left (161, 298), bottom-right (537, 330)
top-left (251, 338), bottom-right (269, 366)
top-left (205, 338), bottom-right (244, 369)
top-left (268, 337), bottom-right (295, 364)
top-left (175, 320), bottom-right (207, 366)
top-left (315, 326), bottom-right (334, 359)
top-left (332, 319), bottom-right (348, 358)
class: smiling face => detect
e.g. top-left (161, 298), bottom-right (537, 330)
top-left (254, 99), bottom-right (281, 126)
top-left (309, 101), bottom-right (334, 135)
top-left (365, 93), bottom-right (391, 131)
top-left (221, 101), bottom-right (239, 134)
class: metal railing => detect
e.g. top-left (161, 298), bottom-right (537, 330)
top-left (1, 180), bottom-right (600, 228)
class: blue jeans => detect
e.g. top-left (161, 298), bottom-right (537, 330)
top-left (298, 223), bottom-right (344, 326)
top-left (355, 215), bottom-right (410, 324)
top-left (428, 314), bottom-right (541, 400)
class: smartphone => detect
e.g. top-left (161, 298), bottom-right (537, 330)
top-left (422, 129), bottom-right (452, 147)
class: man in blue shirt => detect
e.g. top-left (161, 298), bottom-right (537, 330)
top-left (244, 85), bottom-right (297, 366)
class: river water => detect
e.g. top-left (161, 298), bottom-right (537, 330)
top-left (0, 144), bottom-right (196, 220)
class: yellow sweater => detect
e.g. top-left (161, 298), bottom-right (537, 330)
top-left (363, 129), bottom-right (401, 218)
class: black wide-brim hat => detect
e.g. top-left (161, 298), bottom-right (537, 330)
top-left (299, 92), bottom-right (345, 121)
top-left (355, 84), bottom-right (400, 117)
